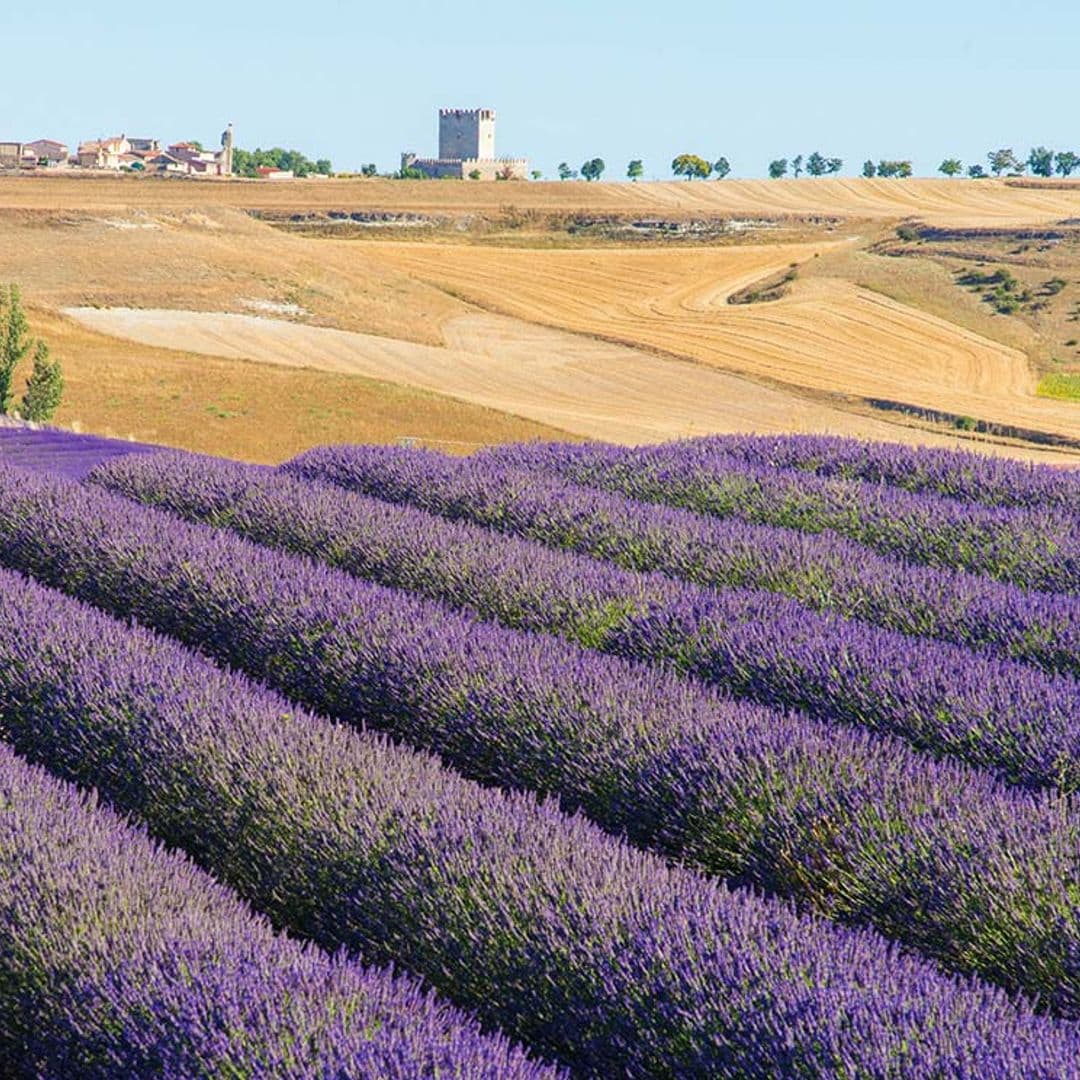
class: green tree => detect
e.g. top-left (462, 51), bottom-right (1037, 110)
top-left (557, 162), bottom-right (573, 180)
top-left (1027, 146), bottom-right (1054, 177)
top-left (468, 169), bottom-right (482, 180)
top-left (791, 154), bottom-right (804, 178)
top-left (862, 160), bottom-right (876, 178)
top-left (627, 159), bottom-right (644, 181)
top-left (530, 169), bottom-right (543, 180)
top-left (806, 151), bottom-right (827, 177)
top-left (360, 163), bottom-right (378, 177)
top-left (580, 158), bottom-right (605, 181)
top-left (938, 158), bottom-right (963, 177)
top-left (231, 146), bottom-right (332, 179)
top-left (987, 148), bottom-right (1020, 176)
top-left (826, 157), bottom-right (843, 174)
top-left (20, 340), bottom-right (63, 422)
top-left (712, 156), bottom-right (730, 179)
top-left (768, 158), bottom-right (788, 179)
top-left (0, 284), bottom-right (32, 414)
top-left (671, 153), bottom-right (712, 180)
top-left (967, 164), bottom-right (987, 179)
top-left (877, 160), bottom-right (913, 178)
top-left (1055, 151), bottom-right (1079, 177)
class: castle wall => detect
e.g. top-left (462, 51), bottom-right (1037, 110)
top-left (409, 158), bottom-right (465, 179)
top-left (462, 158), bottom-right (529, 181)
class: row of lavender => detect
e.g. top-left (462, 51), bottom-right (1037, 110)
top-left (0, 739), bottom-right (545, 1077)
top-left (35, 451), bottom-right (1080, 1015)
top-left (202, 446), bottom-right (1080, 792)
top-left (2, 509), bottom-right (1074, 1074)
top-left (479, 439), bottom-right (1080, 594)
top-left (666, 433), bottom-right (1080, 513)
top-left (0, 422), bottom-right (159, 480)
top-left (279, 445), bottom-right (1080, 676)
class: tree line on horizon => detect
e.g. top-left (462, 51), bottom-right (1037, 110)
top-left (545, 146), bottom-right (1080, 182)
top-left (221, 138), bottom-right (1077, 183)
top-left (231, 147), bottom-right (333, 178)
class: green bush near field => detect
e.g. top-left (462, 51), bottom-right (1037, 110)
top-left (1037, 372), bottom-right (1080, 400)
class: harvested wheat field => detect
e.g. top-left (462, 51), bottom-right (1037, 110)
top-left (68, 305), bottom-right (988, 447)
top-left (17, 308), bottom-right (569, 461)
top-left (3, 175), bottom-right (1080, 227)
top-left (365, 241), bottom-right (1080, 449)
top-left (3, 175), bottom-right (1080, 461)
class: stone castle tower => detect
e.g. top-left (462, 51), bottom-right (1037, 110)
top-left (401, 107), bottom-right (527, 181)
top-left (438, 108), bottom-right (495, 161)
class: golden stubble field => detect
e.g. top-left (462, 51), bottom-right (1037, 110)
top-left (365, 241), bottom-right (1080, 444)
top-left (2, 174), bottom-right (1079, 462)
top-left (4, 174), bottom-right (1080, 225)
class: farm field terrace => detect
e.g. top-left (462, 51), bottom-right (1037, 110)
top-left (3, 173), bottom-right (1080, 226)
top-left (3, 174), bottom-right (1080, 461)
top-left (2, 423), bottom-right (1080, 1075)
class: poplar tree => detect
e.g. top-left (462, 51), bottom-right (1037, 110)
top-left (0, 285), bottom-right (32, 415)
top-left (21, 340), bottom-right (64, 423)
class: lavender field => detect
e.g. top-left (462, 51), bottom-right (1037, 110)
top-left (2, 424), bottom-right (1080, 1077)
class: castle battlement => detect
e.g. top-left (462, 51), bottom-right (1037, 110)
top-left (439, 108), bottom-right (495, 121)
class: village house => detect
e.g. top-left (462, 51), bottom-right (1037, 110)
top-left (164, 128), bottom-right (233, 176)
top-left (255, 166), bottom-right (295, 180)
top-left (143, 150), bottom-right (186, 173)
top-left (24, 139), bottom-right (69, 166)
top-left (5, 123), bottom-right (236, 177)
top-left (0, 142), bottom-right (25, 168)
top-left (167, 142), bottom-right (221, 175)
top-left (76, 135), bottom-right (131, 170)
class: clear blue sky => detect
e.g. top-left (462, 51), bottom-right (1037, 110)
top-left (1, 0), bottom-right (1076, 178)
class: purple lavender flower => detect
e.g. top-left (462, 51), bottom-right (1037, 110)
top-left (480, 438), bottom-right (1080, 592)
top-left (280, 443), bottom-right (1080, 676)
top-left (8, 461), bottom-right (1080, 1020)
top-left (1, 563), bottom-right (1079, 1076)
top-left (662, 432), bottom-right (1080, 513)
top-left (263, 446), bottom-right (1080, 790)
top-left (0, 422), bottom-right (160, 479)
top-left (0, 740), bottom-right (553, 1078)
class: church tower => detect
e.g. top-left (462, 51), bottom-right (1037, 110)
top-left (220, 123), bottom-right (235, 175)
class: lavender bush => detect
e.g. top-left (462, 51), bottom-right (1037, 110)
top-left (668, 433), bottom-right (1080, 513)
top-left (479, 439), bottom-right (1080, 592)
top-left (0, 422), bottom-right (159, 479)
top-left (10, 463), bottom-right (1080, 1013)
top-left (5, 571), bottom-right (1076, 1074)
top-left (0, 740), bottom-right (549, 1078)
top-left (279, 444), bottom-right (1080, 675)
top-left (210, 448), bottom-right (1080, 791)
